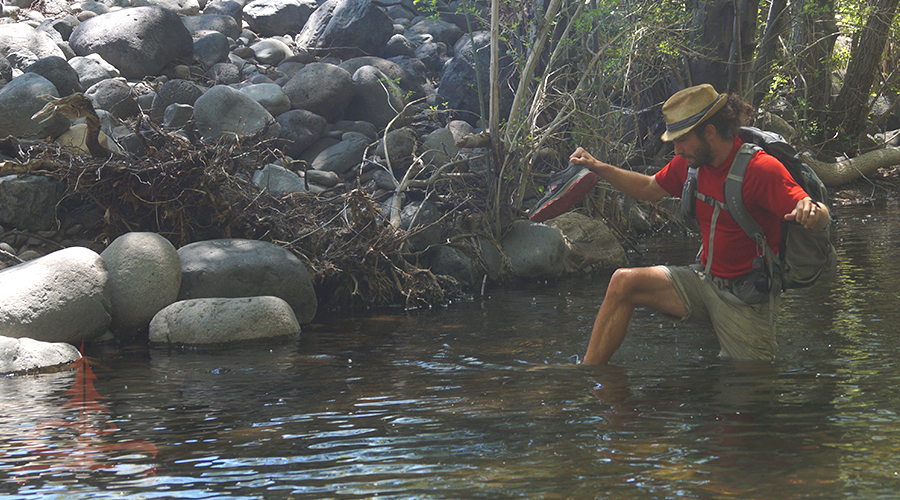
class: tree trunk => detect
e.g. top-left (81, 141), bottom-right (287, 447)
top-left (791, 0), bottom-right (838, 122)
top-left (825, 0), bottom-right (900, 146)
top-left (751, 0), bottom-right (788, 108)
top-left (803, 147), bottom-right (900, 187)
top-left (689, 0), bottom-right (759, 94)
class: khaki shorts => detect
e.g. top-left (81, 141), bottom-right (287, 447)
top-left (663, 264), bottom-right (778, 361)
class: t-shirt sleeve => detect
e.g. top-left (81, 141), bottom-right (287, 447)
top-left (743, 151), bottom-right (809, 217)
top-left (654, 156), bottom-right (688, 197)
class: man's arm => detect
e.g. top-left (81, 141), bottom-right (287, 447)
top-left (570, 147), bottom-right (670, 201)
top-left (784, 197), bottom-right (831, 230)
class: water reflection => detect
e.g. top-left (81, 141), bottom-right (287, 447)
top-left (1, 202), bottom-right (899, 498)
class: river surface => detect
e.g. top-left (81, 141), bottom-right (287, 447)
top-left (1, 200), bottom-right (899, 499)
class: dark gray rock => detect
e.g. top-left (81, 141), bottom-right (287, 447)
top-left (331, 119), bottom-right (377, 139)
top-left (0, 53), bottom-right (11, 83)
top-left (501, 220), bottom-right (566, 278)
top-left (182, 13), bottom-right (242, 38)
top-left (85, 78), bottom-right (140, 119)
top-left (438, 31), bottom-right (515, 125)
top-left (374, 127), bottom-right (417, 172)
top-left (24, 55), bottom-right (82, 96)
top-left (0, 73), bottom-right (68, 140)
top-left (69, 7), bottom-right (194, 80)
top-left (193, 31), bottom-right (230, 67)
top-left (282, 62), bottom-right (354, 123)
top-left (275, 108), bottom-right (327, 157)
top-left (177, 239), bottom-right (317, 323)
top-left (309, 131), bottom-right (369, 174)
top-left (243, 0), bottom-right (318, 37)
top-left (149, 79), bottom-right (204, 123)
top-left (426, 245), bottom-right (473, 287)
top-left (339, 55), bottom-right (420, 97)
top-left (382, 33), bottom-right (415, 58)
top-left (202, 0), bottom-right (244, 24)
top-left (414, 41), bottom-right (447, 72)
top-left (163, 103), bottom-right (194, 128)
top-left (407, 17), bottom-right (463, 47)
top-left (295, 0), bottom-right (394, 58)
top-left (0, 175), bottom-right (65, 231)
top-left (252, 163), bottom-right (308, 194)
top-left (400, 200), bottom-right (442, 252)
top-left (344, 65), bottom-right (406, 129)
top-left (193, 84), bottom-right (280, 142)
top-left (38, 15), bottom-right (80, 41)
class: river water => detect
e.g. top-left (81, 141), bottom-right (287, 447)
top-left (1, 200), bottom-right (899, 499)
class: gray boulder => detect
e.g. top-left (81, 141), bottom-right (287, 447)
top-left (426, 245), bottom-right (473, 287)
top-left (250, 38), bottom-right (293, 65)
top-left (205, 62), bottom-right (241, 84)
top-left (295, 0), bottom-right (394, 58)
top-left (203, 0), bottom-right (244, 24)
top-left (85, 78), bottom-right (140, 119)
top-left (546, 212), bottom-right (627, 273)
top-left (414, 41), bottom-right (447, 72)
top-left (177, 239), bottom-right (317, 323)
top-left (407, 17), bottom-right (463, 47)
top-left (282, 62), bottom-right (354, 123)
top-left (421, 127), bottom-right (458, 168)
top-left (0, 73), bottom-right (68, 140)
top-left (240, 83), bottom-right (290, 116)
top-left (338, 56), bottom-right (419, 97)
top-left (69, 6), bottom-right (194, 80)
top-left (501, 220), bottom-right (566, 278)
top-left (193, 84), bottom-right (280, 142)
top-left (374, 127), bottom-right (417, 172)
top-left (438, 30), bottom-right (514, 125)
top-left (252, 163), bottom-right (308, 194)
top-left (344, 65), bottom-right (406, 129)
top-left (182, 14), bottom-right (242, 39)
top-left (0, 337), bottom-right (81, 375)
top-left (0, 23), bottom-right (65, 62)
top-left (309, 131), bottom-right (369, 174)
top-left (132, 0), bottom-right (202, 16)
top-left (100, 232), bottom-right (182, 332)
top-left (149, 79), bottom-right (204, 123)
top-left (243, 0), bottom-right (317, 37)
top-left (0, 175), bottom-right (66, 231)
top-left (382, 34), bottom-right (415, 59)
top-left (193, 31), bottom-right (230, 67)
top-left (0, 247), bottom-right (112, 343)
top-left (275, 108), bottom-right (327, 157)
top-left (149, 296), bottom-right (300, 345)
top-left (24, 56), bottom-right (83, 96)
top-left (68, 55), bottom-right (114, 89)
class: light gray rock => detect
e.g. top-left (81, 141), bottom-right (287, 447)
top-left (240, 83), bottom-right (290, 116)
top-left (133, 0), bottom-right (202, 16)
top-left (182, 13), bottom-right (242, 39)
top-left (250, 38), bottom-right (293, 65)
top-left (69, 6), bottom-right (194, 80)
top-left (202, 0), bottom-right (244, 24)
top-left (344, 65), bottom-right (406, 129)
top-left (252, 163), bottom-right (308, 194)
top-left (78, 0), bottom-right (111, 15)
top-left (85, 78), bottom-right (140, 119)
top-left (0, 337), bottom-right (81, 375)
top-left (163, 103), bottom-right (194, 128)
top-left (0, 23), bottom-right (65, 62)
top-left (0, 73), bottom-right (68, 140)
top-left (295, 0), bottom-right (395, 58)
top-left (275, 108), bottom-right (327, 157)
top-left (338, 56), bottom-right (418, 97)
top-left (243, 0), bottom-right (317, 37)
top-left (310, 131), bottom-right (369, 174)
top-left (282, 62), bottom-right (354, 123)
top-left (546, 212), bottom-right (627, 273)
top-left (193, 84), bottom-right (280, 142)
top-left (177, 239), bottom-right (317, 323)
top-left (100, 232), bottom-right (181, 332)
top-left (68, 55), bottom-right (113, 89)
top-left (0, 247), bottom-right (112, 343)
top-left (382, 33), bottom-right (415, 58)
top-left (501, 220), bottom-right (566, 278)
top-left (447, 119), bottom-right (475, 143)
top-left (0, 175), bottom-right (66, 231)
top-left (149, 296), bottom-right (300, 345)
top-left (24, 56), bottom-right (83, 97)
top-left (193, 31), bottom-right (230, 67)
top-left (421, 127), bottom-right (457, 168)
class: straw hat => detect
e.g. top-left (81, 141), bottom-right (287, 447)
top-left (660, 84), bottom-right (727, 141)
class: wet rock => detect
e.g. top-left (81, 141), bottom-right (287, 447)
top-left (100, 232), bottom-right (182, 332)
top-left (275, 108), bottom-right (327, 157)
top-left (0, 337), bottom-right (81, 375)
top-left (182, 14), bottom-right (242, 39)
top-left (295, 0), bottom-right (395, 58)
top-left (193, 31), bottom-right (230, 68)
top-left (240, 82), bottom-right (291, 116)
top-left (149, 296), bottom-right (300, 345)
top-left (177, 239), bottom-right (317, 323)
top-left (0, 23), bottom-right (66, 62)
top-left (344, 65), bottom-right (406, 129)
top-left (193, 84), bottom-right (280, 142)
top-left (0, 175), bottom-right (66, 231)
top-left (309, 131), bottom-right (369, 174)
top-left (24, 56), bottom-right (83, 97)
top-left (501, 220), bottom-right (566, 278)
top-left (69, 6), bottom-right (194, 80)
top-left (85, 78), bottom-right (140, 119)
top-left (282, 62), bottom-right (354, 123)
top-left (243, 0), bottom-right (317, 37)
top-left (546, 213), bottom-right (627, 273)
top-left (0, 247), bottom-right (112, 343)
top-left (0, 73), bottom-right (68, 140)
top-left (426, 245), bottom-right (473, 287)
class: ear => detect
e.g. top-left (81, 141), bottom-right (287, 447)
top-left (701, 123), bottom-right (717, 141)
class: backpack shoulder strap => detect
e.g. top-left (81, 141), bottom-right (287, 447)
top-left (723, 143), bottom-right (766, 246)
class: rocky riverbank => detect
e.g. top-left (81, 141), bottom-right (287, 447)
top-left (0, 0), bottom-right (635, 374)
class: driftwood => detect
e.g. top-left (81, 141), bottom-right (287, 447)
top-left (803, 147), bottom-right (900, 187)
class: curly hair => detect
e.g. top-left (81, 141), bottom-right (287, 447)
top-left (702, 94), bottom-right (754, 139)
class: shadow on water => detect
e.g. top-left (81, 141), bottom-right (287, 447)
top-left (2, 201), bottom-right (900, 499)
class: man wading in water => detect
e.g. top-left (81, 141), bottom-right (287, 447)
top-left (569, 84), bottom-right (831, 365)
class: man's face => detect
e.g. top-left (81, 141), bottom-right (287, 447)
top-left (673, 129), bottom-right (714, 168)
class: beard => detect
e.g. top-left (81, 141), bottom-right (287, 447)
top-left (685, 134), bottom-right (714, 168)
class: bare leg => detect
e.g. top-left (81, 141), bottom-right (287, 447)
top-left (582, 266), bottom-right (687, 365)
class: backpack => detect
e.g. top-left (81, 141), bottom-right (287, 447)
top-left (682, 126), bottom-right (836, 291)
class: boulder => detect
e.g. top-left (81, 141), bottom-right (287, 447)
top-left (0, 23), bottom-right (65, 62)
top-left (0, 73), bottom-right (68, 140)
top-left (205, 62), bottom-right (241, 84)
top-left (69, 6), bottom-right (194, 80)
top-left (149, 78), bottom-right (204, 123)
top-left (243, 0), bottom-right (317, 37)
top-left (0, 247), bottom-right (111, 343)
top-left (24, 56), bottom-right (83, 97)
top-left (501, 220), bottom-right (566, 278)
top-left (177, 239), bottom-right (317, 323)
top-left (309, 131), bottom-right (369, 174)
top-left (275, 108), bottom-right (327, 157)
top-left (252, 163), bottom-right (308, 194)
top-left (182, 14), bottom-right (242, 39)
top-left (407, 17), bottom-right (463, 47)
top-left (295, 0), bottom-right (394, 58)
top-left (339, 56), bottom-right (419, 96)
top-left (373, 127), bottom-right (417, 172)
top-left (240, 83), bottom-right (290, 116)
top-left (85, 78), bottom-right (140, 119)
top-left (250, 38), bottom-right (293, 65)
top-left (438, 30), bottom-right (514, 125)
top-left (149, 296), bottom-right (300, 345)
top-left (100, 232), bottom-right (182, 332)
top-left (0, 337), bottom-right (81, 375)
top-left (132, 0), bottom-right (202, 16)
top-left (546, 212), bottom-right (628, 273)
top-left (68, 55), bottom-right (114, 89)
top-left (193, 84), bottom-right (280, 142)
top-left (0, 174), bottom-right (66, 231)
top-left (202, 0), bottom-right (244, 24)
top-left (343, 65), bottom-right (406, 129)
top-left (421, 127), bottom-right (458, 168)
top-left (382, 34), bottom-right (415, 59)
top-left (426, 245), bottom-right (473, 287)
top-left (282, 62), bottom-right (354, 123)
top-left (193, 31), bottom-right (230, 67)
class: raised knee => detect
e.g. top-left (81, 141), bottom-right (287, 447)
top-left (606, 268), bottom-right (639, 300)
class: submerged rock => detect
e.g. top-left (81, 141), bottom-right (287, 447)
top-left (0, 336), bottom-right (81, 375)
top-left (149, 296), bottom-right (300, 345)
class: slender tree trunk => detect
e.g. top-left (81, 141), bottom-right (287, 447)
top-left (689, 0), bottom-right (759, 94)
top-left (751, 0), bottom-right (788, 108)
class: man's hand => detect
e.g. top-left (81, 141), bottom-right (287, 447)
top-left (785, 197), bottom-right (830, 230)
top-left (570, 147), bottom-right (612, 174)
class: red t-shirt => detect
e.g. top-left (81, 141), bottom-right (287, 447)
top-left (654, 137), bottom-right (809, 279)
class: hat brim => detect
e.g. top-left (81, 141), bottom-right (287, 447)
top-left (661, 93), bottom-right (727, 142)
